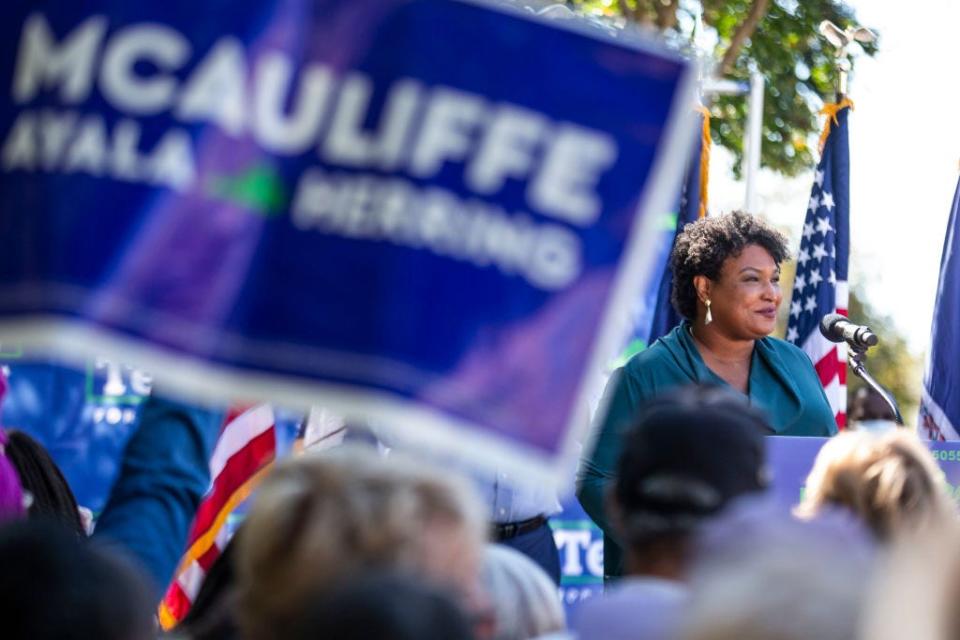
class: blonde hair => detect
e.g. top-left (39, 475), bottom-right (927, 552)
top-left (796, 430), bottom-right (955, 540)
top-left (236, 446), bottom-right (486, 640)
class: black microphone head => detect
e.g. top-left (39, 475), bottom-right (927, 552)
top-left (819, 313), bottom-right (846, 343)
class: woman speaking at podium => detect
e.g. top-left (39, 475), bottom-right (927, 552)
top-left (577, 211), bottom-right (837, 578)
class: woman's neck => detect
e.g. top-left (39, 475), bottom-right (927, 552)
top-left (689, 322), bottom-right (754, 364)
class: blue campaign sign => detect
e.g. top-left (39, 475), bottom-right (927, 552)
top-left (0, 0), bottom-right (695, 478)
top-left (0, 354), bottom-right (306, 513)
top-left (765, 436), bottom-right (960, 506)
top-left (552, 494), bottom-right (604, 616)
top-left (0, 356), bottom-right (150, 512)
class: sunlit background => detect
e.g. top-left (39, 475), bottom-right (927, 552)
top-left (567, 0), bottom-right (960, 420)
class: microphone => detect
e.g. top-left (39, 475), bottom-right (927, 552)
top-left (819, 313), bottom-right (879, 349)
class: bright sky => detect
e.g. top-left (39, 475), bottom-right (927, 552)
top-left (709, 0), bottom-right (960, 355)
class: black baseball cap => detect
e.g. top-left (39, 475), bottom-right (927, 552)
top-left (614, 385), bottom-right (770, 543)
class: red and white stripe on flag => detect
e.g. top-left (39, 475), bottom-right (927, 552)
top-left (159, 403), bottom-right (277, 630)
top-left (800, 282), bottom-right (849, 429)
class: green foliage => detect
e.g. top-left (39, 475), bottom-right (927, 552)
top-left (567, 0), bottom-right (878, 177)
top-left (847, 288), bottom-right (921, 421)
top-left (709, 0), bottom-right (876, 178)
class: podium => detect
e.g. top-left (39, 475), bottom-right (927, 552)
top-left (554, 434), bottom-right (960, 615)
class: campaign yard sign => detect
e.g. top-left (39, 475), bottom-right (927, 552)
top-left (0, 356), bottom-right (150, 511)
top-left (552, 495), bottom-right (604, 613)
top-left (0, 0), bottom-right (695, 480)
top-left (0, 354), bottom-right (306, 512)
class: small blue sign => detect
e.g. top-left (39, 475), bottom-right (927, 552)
top-left (553, 494), bottom-right (604, 616)
top-left (0, 356), bottom-right (149, 511)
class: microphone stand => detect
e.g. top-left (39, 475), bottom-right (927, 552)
top-left (847, 344), bottom-right (904, 425)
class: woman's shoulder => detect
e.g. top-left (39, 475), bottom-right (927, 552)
top-left (622, 328), bottom-right (691, 383)
top-left (757, 335), bottom-right (828, 392)
top-left (625, 339), bottom-right (673, 369)
top-left (759, 334), bottom-right (814, 364)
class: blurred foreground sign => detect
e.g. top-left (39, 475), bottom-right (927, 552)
top-left (0, 0), bottom-right (693, 480)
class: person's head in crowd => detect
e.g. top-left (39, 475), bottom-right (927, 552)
top-left (288, 571), bottom-right (476, 640)
top-left (479, 544), bottom-right (565, 640)
top-left (0, 429), bottom-right (24, 524)
top-left (0, 519), bottom-right (154, 640)
top-left (682, 499), bottom-right (876, 640)
top-left (946, 539), bottom-right (960, 640)
top-left (848, 386), bottom-right (898, 432)
top-left (0, 371), bottom-right (25, 524)
top-left (236, 446), bottom-right (487, 640)
top-left (854, 520), bottom-right (960, 640)
top-left (608, 385), bottom-right (769, 580)
top-left (5, 430), bottom-right (85, 536)
top-left (671, 210), bottom-right (789, 338)
top-left (796, 429), bottom-right (955, 541)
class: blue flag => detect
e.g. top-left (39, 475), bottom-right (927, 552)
top-left (616, 110), bottom-right (704, 365)
top-left (785, 103), bottom-right (851, 428)
top-left (647, 111), bottom-right (705, 343)
top-left (0, 0), bottom-right (695, 479)
top-left (921, 178), bottom-right (960, 440)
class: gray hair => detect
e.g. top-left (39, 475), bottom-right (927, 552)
top-left (480, 544), bottom-right (566, 640)
top-left (237, 446), bottom-right (487, 640)
top-left (682, 502), bottom-right (875, 640)
top-left (683, 544), bottom-right (868, 640)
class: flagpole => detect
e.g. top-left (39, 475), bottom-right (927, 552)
top-left (743, 66), bottom-right (764, 213)
top-left (815, 20), bottom-right (902, 427)
top-left (785, 20), bottom-right (879, 429)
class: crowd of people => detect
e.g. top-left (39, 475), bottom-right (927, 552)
top-left (1, 381), bottom-right (958, 640)
top-left (1, 212), bottom-right (959, 639)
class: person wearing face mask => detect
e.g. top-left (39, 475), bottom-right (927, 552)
top-left (577, 211), bottom-right (837, 579)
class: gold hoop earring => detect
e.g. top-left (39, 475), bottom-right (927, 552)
top-left (705, 299), bottom-right (713, 325)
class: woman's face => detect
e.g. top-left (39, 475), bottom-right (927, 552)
top-left (705, 244), bottom-right (782, 339)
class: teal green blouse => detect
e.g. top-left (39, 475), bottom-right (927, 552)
top-left (576, 322), bottom-right (837, 577)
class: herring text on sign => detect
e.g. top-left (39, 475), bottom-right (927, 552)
top-left (0, 0), bottom-right (695, 481)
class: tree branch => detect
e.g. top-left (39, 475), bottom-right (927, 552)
top-left (719, 0), bottom-right (770, 75)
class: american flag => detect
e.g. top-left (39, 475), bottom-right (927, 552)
top-left (159, 404), bottom-right (276, 630)
top-left (785, 101), bottom-right (851, 429)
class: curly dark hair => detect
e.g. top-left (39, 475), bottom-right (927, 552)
top-left (670, 211), bottom-right (790, 320)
